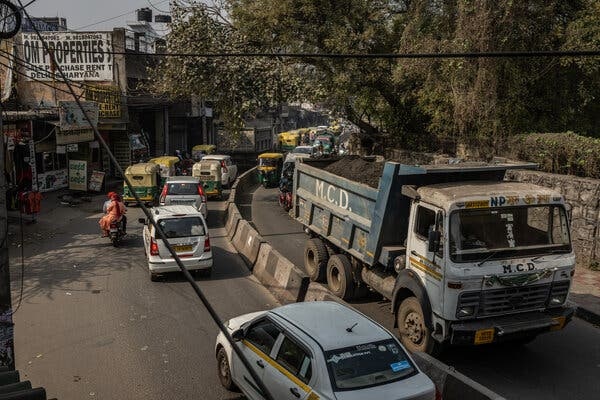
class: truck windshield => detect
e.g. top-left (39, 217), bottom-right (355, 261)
top-left (449, 205), bottom-right (571, 263)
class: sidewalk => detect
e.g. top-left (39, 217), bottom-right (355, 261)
top-left (570, 266), bottom-right (600, 327)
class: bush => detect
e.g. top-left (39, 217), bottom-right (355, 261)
top-left (507, 132), bottom-right (600, 179)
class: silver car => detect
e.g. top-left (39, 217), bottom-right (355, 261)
top-left (159, 176), bottom-right (207, 219)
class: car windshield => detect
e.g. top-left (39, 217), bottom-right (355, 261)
top-left (259, 158), bottom-right (278, 167)
top-left (293, 147), bottom-right (312, 154)
top-left (167, 182), bottom-right (198, 195)
top-left (158, 217), bottom-right (205, 238)
top-left (324, 339), bottom-right (415, 391)
top-left (450, 205), bottom-right (571, 262)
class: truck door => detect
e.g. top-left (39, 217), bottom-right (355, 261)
top-left (407, 204), bottom-right (444, 316)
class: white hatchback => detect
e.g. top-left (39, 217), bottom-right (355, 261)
top-left (215, 301), bottom-right (435, 400)
top-left (201, 155), bottom-right (238, 188)
top-left (140, 205), bottom-right (213, 281)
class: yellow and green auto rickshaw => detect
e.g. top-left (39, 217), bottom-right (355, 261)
top-left (192, 144), bottom-right (216, 161)
top-left (257, 153), bottom-right (284, 188)
top-left (192, 160), bottom-right (223, 200)
top-left (278, 131), bottom-right (301, 152)
top-left (122, 163), bottom-right (161, 206)
top-left (149, 156), bottom-right (181, 187)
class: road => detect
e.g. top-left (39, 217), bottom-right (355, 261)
top-left (10, 193), bottom-right (277, 399)
top-left (249, 185), bottom-right (600, 400)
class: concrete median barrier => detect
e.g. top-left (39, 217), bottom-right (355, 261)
top-left (231, 219), bottom-right (264, 266)
top-left (303, 282), bottom-right (345, 303)
top-left (411, 352), bottom-right (506, 400)
top-left (253, 243), bottom-right (310, 304)
top-left (225, 202), bottom-right (242, 240)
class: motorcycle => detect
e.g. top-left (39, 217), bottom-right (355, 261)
top-left (108, 219), bottom-right (125, 247)
top-left (278, 189), bottom-right (293, 212)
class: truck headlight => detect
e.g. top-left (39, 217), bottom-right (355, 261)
top-left (549, 296), bottom-right (566, 306)
top-left (458, 307), bottom-right (475, 317)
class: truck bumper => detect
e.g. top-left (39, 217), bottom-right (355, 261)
top-left (449, 306), bottom-right (575, 345)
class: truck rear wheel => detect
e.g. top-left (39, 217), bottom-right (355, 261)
top-left (326, 254), bottom-right (355, 301)
top-left (304, 238), bottom-right (328, 282)
top-left (397, 297), bottom-right (437, 354)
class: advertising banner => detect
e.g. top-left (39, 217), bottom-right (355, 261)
top-left (37, 169), bottom-right (68, 192)
top-left (21, 32), bottom-right (113, 81)
top-left (84, 85), bottom-right (122, 118)
top-left (69, 160), bottom-right (87, 191)
top-left (88, 170), bottom-right (105, 192)
top-left (59, 101), bottom-right (99, 131)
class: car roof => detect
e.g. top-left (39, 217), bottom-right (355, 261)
top-left (151, 205), bottom-right (204, 221)
top-left (270, 302), bottom-right (391, 351)
top-left (166, 176), bottom-right (200, 183)
top-left (202, 154), bottom-right (230, 160)
top-left (293, 146), bottom-right (313, 150)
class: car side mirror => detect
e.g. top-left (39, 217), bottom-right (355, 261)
top-left (138, 218), bottom-right (146, 224)
top-left (428, 230), bottom-right (441, 253)
top-left (231, 329), bottom-right (244, 342)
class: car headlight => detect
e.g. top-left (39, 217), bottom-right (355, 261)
top-left (549, 296), bottom-right (566, 306)
top-left (458, 307), bottom-right (475, 317)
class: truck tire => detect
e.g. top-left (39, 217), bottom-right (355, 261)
top-left (397, 297), bottom-right (437, 354)
top-left (304, 238), bottom-right (328, 282)
top-left (326, 254), bottom-right (355, 301)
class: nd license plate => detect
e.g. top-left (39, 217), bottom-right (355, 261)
top-left (173, 245), bottom-right (193, 252)
top-left (474, 328), bottom-right (495, 345)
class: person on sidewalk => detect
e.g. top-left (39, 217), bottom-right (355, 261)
top-left (99, 193), bottom-right (127, 237)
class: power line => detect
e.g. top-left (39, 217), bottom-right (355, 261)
top-left (73, 0), bottom-right (170, 31)
top-left (15, 3), bottom-right (276, 400)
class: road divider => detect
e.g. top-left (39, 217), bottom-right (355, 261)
top-left (231, 219), bottom-right (264, 266)
top-left (225, 202), bottom-right (242, 240)
top-left (253, 242), bottom-right (310, 303)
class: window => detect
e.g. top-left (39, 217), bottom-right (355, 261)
top-left (157, 217), bottom-right (205, 238)
top-left (167, 182), bottom-right (199, 195)
top-left (415, 206), bottom-right (436, 239)
top-left (245, 320), bottom-right (281, 355)
top-left (276, 337), bottom-right (312, 383)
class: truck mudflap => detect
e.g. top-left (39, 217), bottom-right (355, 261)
top-left (450, 306), bottom-right (574, 345)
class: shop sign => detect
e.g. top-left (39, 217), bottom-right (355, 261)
top-left (69, 160), bottom-right (87, 191)
top-left (88, 170), bottom-right (105, 192)
top-left (66, 144), bottom-right (78, 152)
top-left (28, 140), bottom-right (38, 192)
top-left (57, 128), bottom-right (95, 145)
top-left (59, 101), bottom-right (99, 131)
top-left (84, 85), bottom-right (122, 118)
top-left (21, 32), bottom-right (113, 81)
top-left (37, 169), bottom-right (68, 192)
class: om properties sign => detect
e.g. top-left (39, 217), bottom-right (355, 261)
top-left (21, 32), bottom-right (113, 81)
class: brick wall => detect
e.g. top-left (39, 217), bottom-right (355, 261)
top-left (506, 170), bottom-right (600, 269)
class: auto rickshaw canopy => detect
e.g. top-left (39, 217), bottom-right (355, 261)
top-left (258, 152), bottom-right (284, 159)
top-left (124, 163), bottom-right (160, 186)
top-left (192, 144), bottom-right (217, 153)
top-left (149, 156), bottom-right (181, 168)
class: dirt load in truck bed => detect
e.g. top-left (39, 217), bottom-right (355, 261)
top-left (323, 156), bottom-right (385, 188)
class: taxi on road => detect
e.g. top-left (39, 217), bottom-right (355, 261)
top-left (215, 301), bottom-right (435, 400)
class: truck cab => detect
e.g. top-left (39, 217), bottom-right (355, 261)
top-left (398, 181), bottom-right (574, 352)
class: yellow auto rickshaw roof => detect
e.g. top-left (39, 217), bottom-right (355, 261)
top-left (192, 144), bottom-right (216, 151)
top-left (149, 156), bottom-right (181, 166)
top-left (125, 163), bottom-right (160, 174)
top-left (259, 152), bottom-right (284, 159)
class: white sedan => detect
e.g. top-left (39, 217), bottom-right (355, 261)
top-left (215, 301), bottom-right (435, 400)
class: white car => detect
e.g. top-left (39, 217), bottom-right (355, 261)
top-left (201, 155), bottom-right (238, 188)
top-left (291, 145), bottom-right (315, 159)
top-left (140, 205), bottom-right (213, 281)
top-left (215, 301), bottom-right (435, 400)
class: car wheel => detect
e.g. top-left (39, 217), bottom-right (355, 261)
top-left (304, 238), bottom-right (328, 282)
top-left (150, 271), bottom-right (160, 282)
top-left (217, 346), bottom-right (238, 391)
top-left (194, 268), bottom-right (212, 278)
top-left (326, 254), bottom-right (355, 301)
top-left (397, 297), bottom-right (439, 354)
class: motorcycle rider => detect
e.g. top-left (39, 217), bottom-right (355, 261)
top-left (99, 192), bottom-right (127, 237)
top-left (103, 192), bottom-right (128, 234)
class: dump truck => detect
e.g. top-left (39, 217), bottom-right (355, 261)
top-left (292, 159), bottom-right (575, 354)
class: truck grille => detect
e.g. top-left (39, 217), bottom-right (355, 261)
top-left (458, 283), bottom-right (561, 318)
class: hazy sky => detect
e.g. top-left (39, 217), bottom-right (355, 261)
top-left (28, 0), bottom-right (171, 31)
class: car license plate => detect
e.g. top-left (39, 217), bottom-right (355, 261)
top-left (174, 245), bottom-right (193, 252)
top-left (474, 328), bottom-right (495, 345)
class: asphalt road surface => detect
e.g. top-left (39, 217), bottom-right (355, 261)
top-left (249, 185), bottom-right (600, 400)
top-left (10, 193), bottom-right (277, 399)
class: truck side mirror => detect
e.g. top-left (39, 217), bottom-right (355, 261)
top-left (231, 329), bottom-right (244, 342)
top-left (428, 230), bottom-right (441, 253)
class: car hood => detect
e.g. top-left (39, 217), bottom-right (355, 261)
top-left (333, 373), bottom-right (435, 400)
top-left (226, 311), bottom-right (267, 332)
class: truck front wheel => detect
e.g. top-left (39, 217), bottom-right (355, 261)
top-left (397, 297), bottom-right (437, 354)
top-left (304, 238), bottom-right (328, 282)
top-left (326, 254), bottom-right (355, 300)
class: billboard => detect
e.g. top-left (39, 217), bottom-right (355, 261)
top-left (58, 101), bottom-right (98, 130)
top-left (84, 85), bottom-right (122, 118)
top-left (21, 32), bottom-right (113, 81)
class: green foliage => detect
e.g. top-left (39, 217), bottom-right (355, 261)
top-left (509, 132), bottom-right (600, 178)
